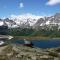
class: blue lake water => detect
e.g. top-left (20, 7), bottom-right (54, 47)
top-left (10, 39), bottom-right (60, 48)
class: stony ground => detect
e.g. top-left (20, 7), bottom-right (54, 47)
top-left (0, 44), bottom-right (60, 60)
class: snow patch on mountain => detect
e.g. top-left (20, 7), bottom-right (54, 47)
top-left (0, 21), bottom-right (4, 26)
top-left (46, 20), bottom-right (50, 25)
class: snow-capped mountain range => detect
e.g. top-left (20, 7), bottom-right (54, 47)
top-left (33, 13), bottom-right (60, 29)
top-left (0, 13), bottom-right (43, 28)
top-left (10, 13), bottom-right (43, 26)
top-left (0, 13), bottom-right (60, 29)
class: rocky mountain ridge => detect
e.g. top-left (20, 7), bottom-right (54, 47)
top-left (0, 13), bottom-right (60, 29)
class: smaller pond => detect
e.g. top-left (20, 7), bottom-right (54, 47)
top-left (8, 39), bottom-right (60, 48)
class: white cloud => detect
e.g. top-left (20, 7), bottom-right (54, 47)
top-left (19, 2), bottom-right (24, 8)
top-left (2, 17), bottom-right (6, 19)
top-left (46, 0), bottom-right (60, 6)
top-left (10, 13), bottom-right (43, 20)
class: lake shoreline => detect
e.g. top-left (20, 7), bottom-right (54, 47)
top-left (13, 36), bottom-right (60, 40)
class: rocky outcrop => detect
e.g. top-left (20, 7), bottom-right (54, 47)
top-left (0, 44), bottom-right (60, 60)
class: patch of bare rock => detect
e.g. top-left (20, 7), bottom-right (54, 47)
top-left (0, 44), bottom-right (60, 60)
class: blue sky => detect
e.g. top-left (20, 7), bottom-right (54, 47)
top-left (0, 0), bottom-right (60, 18)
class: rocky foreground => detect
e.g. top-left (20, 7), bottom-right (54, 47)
top-left (0, 44), bottom-right (60, 60)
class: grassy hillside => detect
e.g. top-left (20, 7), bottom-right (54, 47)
top-left (7, 28), bottom-right (60, 38)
